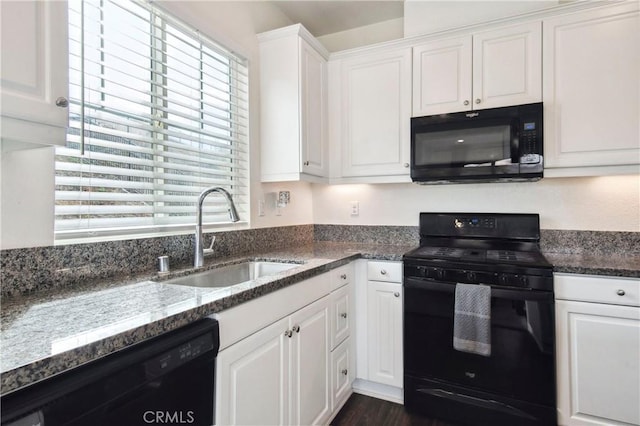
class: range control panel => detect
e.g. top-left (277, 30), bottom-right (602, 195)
top-left (454, 217), bottom-right (496, 229)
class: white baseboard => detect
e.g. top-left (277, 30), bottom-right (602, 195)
top-left (352, 379), bottom-right (404, 404)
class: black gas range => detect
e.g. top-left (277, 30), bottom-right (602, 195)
top-left (403, 213), bottom-right (556, 426)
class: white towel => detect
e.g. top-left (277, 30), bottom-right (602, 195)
top-left (453, 283), bottom-right (491, 357)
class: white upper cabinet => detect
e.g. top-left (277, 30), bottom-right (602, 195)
top-left (543, 2), bottom-right (640, 172)
top-left (259, 24), bottom-right (329, 182)
top-left (331, 47), bottom-right (412, 179)
top-left (0, 0), bottom-right (69, 149)
top-left (412, 21), bottom-right (542, 116)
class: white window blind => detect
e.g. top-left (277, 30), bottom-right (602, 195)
top-left (55, 0), bottom-right (249, 240)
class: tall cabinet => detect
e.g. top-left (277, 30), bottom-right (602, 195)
top-left (0, 0), bottom-right (69, 149)
top-left (259, 24), bottom-right (329, 182)
top-left (543, 2), bottom-right (639, 172)
top-left (329, 47), bottom-right (412, 180)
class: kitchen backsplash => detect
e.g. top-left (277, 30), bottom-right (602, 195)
top-left (0, 225), bottom-right (313, 297)
top-left (1, 224), bottom-right (638, 297)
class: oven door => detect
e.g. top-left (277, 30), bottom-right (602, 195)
top-left (403, 277), bottom-right (556, 424)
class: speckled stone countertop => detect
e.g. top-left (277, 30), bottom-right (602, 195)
top-left (545, 252), bottom-right (640, 278)
top-left (0, 242), bottom-right (410, 395)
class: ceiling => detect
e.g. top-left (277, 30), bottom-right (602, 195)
top-left (269, 1), bottom-right (404, 37)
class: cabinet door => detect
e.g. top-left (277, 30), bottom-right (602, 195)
top-left (367, 281), bottom-right (403, 387)
top-left (412, 36), bottom-right (472, 116)
top-left (300, 39), bottom-right (327, 178)
top-left (0, 0), bottom-right (68, 146)
top-left (556, 300), bottom-right (640, 426)
top-left (289, 297), bottom-right (331, 426)
top-left (473, 21), bottom-right (542, 110)
top-left (340, 48), bottom-right (412, 177)
top-left (543, 3), bottom-right (640, 168)
top-left (216, 317), bottom-right (290, 426)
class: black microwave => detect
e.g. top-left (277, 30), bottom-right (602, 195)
top-left (410, 102), bottom-right (543, 183)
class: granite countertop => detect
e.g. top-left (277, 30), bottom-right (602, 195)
top-left (0, 242), bottom-right (410, 395)
top-left (545, 252), bottom-right (640, 278)
top-left (1, 241), bottom-right (637, 395)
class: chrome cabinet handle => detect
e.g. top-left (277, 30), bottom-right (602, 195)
top-left (463, 100), bottom-right (470, 106)
top-left (617, 289), bottom-right (626, 296)
top-left (292, 324), bottom-right (300, 333)
top-left (341, 369), bottom-right (348, 376)
top-left (394, 292), bottom-right (400, 298)
top-left (303, 161), bottom-right (310, 166)
top-left (340, 274), bottom-right (347, 280)
top-left (475, 98), bottom-right (481, 104)
top-left (380, 269), bottom-right (387, 275)
top-left (55, 97), bottom-right (69, 107)
top-left (284, 329), bottom-right (293, 338)
top-left (340, 312), bottom-right (348, 319)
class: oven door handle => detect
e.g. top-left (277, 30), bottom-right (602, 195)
top-left (404, 277), bottom-right (553, 301)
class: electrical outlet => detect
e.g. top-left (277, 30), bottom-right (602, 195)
top-left (350, 201), bottom-right (359, 216)
top-left (258, 199), bottom-right (265, 217)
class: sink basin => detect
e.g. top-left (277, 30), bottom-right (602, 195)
top-left (165, 261), bottom-right (299, 288)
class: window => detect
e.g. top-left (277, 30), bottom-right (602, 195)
top-left (55, 0), bottom-right (248, 241)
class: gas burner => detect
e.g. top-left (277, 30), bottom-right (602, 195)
top-left (486, 250), bottom-right (537, 263)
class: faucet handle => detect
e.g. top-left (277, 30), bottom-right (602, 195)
top-left (204, 236), bottom-right (216, 256)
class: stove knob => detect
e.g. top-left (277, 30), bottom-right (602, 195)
top-left (435, 268), bottom-right (445, 280)
top-left (466, 271), bottom-right (477, 282)
top-left (498, 274), bottom-right (508, 286)
top-left (520, 275), bottom-right (528, 286)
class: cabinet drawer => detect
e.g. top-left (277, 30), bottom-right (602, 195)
top-left (330, 286), bottom-right (350, 350)
top-left (367, 261), bottom-right (402, 283)
top-left (330, 263), bottom-right (354, 291)
top-left (330, 338), bottom-right (352, 412)
top-left (555, 273), bottom-right (640, 307)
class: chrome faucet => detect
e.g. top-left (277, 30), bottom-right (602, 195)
top-left (194, 187), bottom-right (240, 268)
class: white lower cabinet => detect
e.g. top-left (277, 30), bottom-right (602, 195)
top-left (216, 264), bottom-right (355, 425)
top-left (353, 260), bottom-right (404, 403)
top-left (328, 263), bottom-right (356, 415)
top-left (217, 296), bottom-right (330, 425)
top-left (555, 273), bottom-right (640, 426)
top-left (216, 316), bottom-right (289, 425)
top-left (367, 280), bottom-right (403, 388)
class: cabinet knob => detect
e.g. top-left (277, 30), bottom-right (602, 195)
top-left (284, 329), bottom-right (293, 338)
top-left (55, 97), bottom-right (69, 108)
top-left (380, 269), bottom-right (387, 275)
top-left (463, 100), bottom-right (470, 106)
top-left (292, 324), bottom-right (300, 333)
top-left (617, 289), bottom-right (626, 296)
top-left (340, 274), bottom-right (347, 280)
top-left (341, 369), bottom-right (348, 376)
top-left (340, 312), bottom-right (348, 319)
top-left (303, 161), bottom-right (310, 166)
top-left (475, 98), bottom-right (481, 104)
top-left (394, 292), bottom-right (400, 298)
top-left (403, 163), bottom-right (409, 168)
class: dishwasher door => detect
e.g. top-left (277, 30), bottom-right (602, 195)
top-left (1, 318), bottom-right (219, 426)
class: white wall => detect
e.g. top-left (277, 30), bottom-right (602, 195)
top-left (317, 17), bottom-right (404, 52)
top-left (311, 175), bottom-right (640, 231)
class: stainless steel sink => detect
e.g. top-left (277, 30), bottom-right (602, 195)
top-left (165, 261), bottom-right (299, 288)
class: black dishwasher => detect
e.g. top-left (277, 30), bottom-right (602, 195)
top-left (1, 318), bottom-right (219, 426)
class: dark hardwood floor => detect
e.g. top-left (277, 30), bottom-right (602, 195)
top-left (331, 393), bottom-right (459, 426)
